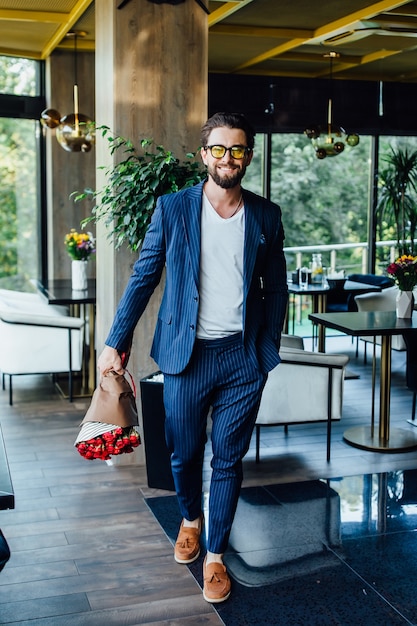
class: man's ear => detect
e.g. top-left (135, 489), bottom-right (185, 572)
top-left (245, 149), bottom-right (254, 166)
top-left (200, 146), bottom-right (209, 167)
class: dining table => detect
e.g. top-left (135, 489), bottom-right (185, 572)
top-left (37, 279), bottom-right (96, 396)
top-left (309, 310), bottom-right (417, 452)
top-left (289, 279), bottom-right (381, 351)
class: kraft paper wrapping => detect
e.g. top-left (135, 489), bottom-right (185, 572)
top-left (80, 370), bottom-right (138, 428)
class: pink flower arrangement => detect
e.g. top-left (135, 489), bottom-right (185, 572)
top-left (76, 426), bottom-right (141, 461)
top-left (386, 255), bottom-right (417, 292)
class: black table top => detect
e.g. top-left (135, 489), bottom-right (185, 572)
top-left (309, 310), bottom-right (417, 337)
top-left (37, 279), bottom-right (96, 305)
top-left (288, 279), bottom-right (381, 295)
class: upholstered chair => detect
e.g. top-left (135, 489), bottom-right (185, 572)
top-left (255, 335), bottom-right (349, 462)
top-left (354, 286), bottom-right (407, 361)
top-left (0, 289), bottom-right (84, 404)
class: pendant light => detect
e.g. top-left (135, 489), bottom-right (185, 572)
top-left (304, 52), bottom-right (359, 159)
top-left (40, 31), bottom-right (95, 153)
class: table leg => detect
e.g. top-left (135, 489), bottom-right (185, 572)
top-left (55, 302), bottom-right (95, 399)
top-left (379, 334), bottom-right (391, 441)
top-left (283, 299), bottom-right (289, 334)
top-left (81, 303), bottom-right (88, 390)
top-left (370, 338), bottom-right (377, 436)
top-left (291, 294), bottom-right (295, 334)
top-left (87, 303), bottom-right (96, 392)
top-left (343, 334), bottom-right (417, 452)
top-left (317, 293), bottom-right (327, 352)
top-left (81, 302), bottom-right (96, 393)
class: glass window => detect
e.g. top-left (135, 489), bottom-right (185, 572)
top-left (269, 133), bottom-right (372, 274)
top-left (0, 56), bottom-right (39, 96)
top-left (376, 135), bottom-right (417, 264)
top-left (0, 117), bottom-right (40, 290)
top-left (244, 133), bottom-right (264, 195)
top-left (241, 132), bottom-right (375, 274)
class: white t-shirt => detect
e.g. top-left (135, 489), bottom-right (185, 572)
top-left (196, 193), bottom-right (245, 339)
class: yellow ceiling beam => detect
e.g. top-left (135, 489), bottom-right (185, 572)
top-left (231, 68), bottom-right (335, 78)
top-left (0, 10), bottom-right (64, 23)
top-left (233, 1), bottom-right (412, 71)
top-left (360, 48), bottom-right (404, 63)
top-left (41, 0), bottom-right (94, 59)
top-left (314, 1), bottom-right (414, 39)
top-left (234, 39), bottom-right (311, 71)
top-left (313, 49), bottom-right (402, 77)
top-left (0, 47), bottom-right (42, 60)
top-left (208, 0), bottom-right (255, 28)
top-left (272, 52), bottom-right (359, 65)
top-left (210, 24), bottom-right (313, 38)
top-left (56, 40), bottom-right (95, 52)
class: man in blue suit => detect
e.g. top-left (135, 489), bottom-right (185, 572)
top-left (98, 112), bottom-right (288, 603)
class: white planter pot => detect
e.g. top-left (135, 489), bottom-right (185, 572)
top-left (71, 260), bottom-right (88, 291)
top-left (396, 290), bottom-right (414, 319)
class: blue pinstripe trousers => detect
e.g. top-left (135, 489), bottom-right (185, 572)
top-left (163, 332), bottom-right (267, 554)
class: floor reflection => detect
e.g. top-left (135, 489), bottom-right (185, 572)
top-left (225, 481), bottom-right (342, 586)
top-left (331, 469), bottom-right (417, 537)
top-left (225, 471), bottom-right (417, 589)
top-left (146, 470), bottom-right (417, 625)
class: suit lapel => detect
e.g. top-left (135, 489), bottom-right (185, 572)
top-left (243, 191), bottom-right (262, 298)
top-left (181, 181), bottom-right (204, 287)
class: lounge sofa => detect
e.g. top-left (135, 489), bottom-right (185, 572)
top-left (0, 289), bottom-right (84, 404)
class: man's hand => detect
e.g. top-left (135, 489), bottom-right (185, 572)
top-left (97, 345), bottom-right (124, 376)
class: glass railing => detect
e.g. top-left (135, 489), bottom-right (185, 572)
top-left (284, 239), bottom-right (404, 277)
top-left (284, 239), bottom-right (414, 339)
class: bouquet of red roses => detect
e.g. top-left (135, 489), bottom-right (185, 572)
top-left (75, 424), bottom-right (140, 460)
top-left (386, 254), bottom-right (417, 291)
top-left (75, 368), bottom-right (140, 461)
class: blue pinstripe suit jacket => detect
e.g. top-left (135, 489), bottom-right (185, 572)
top-left (105, 180), bottom-right (288, 375)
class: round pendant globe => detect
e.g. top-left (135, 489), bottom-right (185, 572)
top-left (56, 113), bottom-right (95, 153)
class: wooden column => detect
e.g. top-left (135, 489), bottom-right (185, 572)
top-left (45, 50), bottom-right (96, 280)
top-left (95, 0), bottom-right (208, 464)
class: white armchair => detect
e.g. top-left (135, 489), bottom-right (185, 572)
top-left (0, 289), bottom-right (84, 405)
top-left (255, 336), bottom-right (349, 462)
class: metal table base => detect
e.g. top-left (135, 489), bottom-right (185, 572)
top-left (343, 425), bottom-right (417, 452)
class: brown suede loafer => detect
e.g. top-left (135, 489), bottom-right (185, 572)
top-left (203, 557), bottom-right (231, 603)
top-left (174, 516), bottom-right (203, 564)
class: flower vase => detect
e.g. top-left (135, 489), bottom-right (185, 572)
top-left (71, 260), bottom-right (88, 291)
top-left (396, 290), bottom-right (414, 319)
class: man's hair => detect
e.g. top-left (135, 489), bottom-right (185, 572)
top-left (201, 112), bottom-right (255, 150)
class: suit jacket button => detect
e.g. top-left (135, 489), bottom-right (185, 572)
top-left (190, 324), bottom-right (195, 330)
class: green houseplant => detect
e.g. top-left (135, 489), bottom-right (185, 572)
top-left (73, 127), bottom-right (206, 252)
top-left (377, 147), bottom-right (417, 256)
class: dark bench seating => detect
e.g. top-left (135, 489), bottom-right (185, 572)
top-left (326, 273), bottom-right (393, 313)
top-left (0, 425), bottom-right (13, 573)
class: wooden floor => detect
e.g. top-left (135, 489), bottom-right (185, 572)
top-left (1, 332), bottom-right (417, 625)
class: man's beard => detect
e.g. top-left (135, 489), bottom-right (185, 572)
top-left (207, 162), bottom-right (246, 189)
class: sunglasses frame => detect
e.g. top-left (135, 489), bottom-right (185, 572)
top-left (203, 144), bottom-right (251, 159)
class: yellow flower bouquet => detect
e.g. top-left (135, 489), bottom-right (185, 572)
top-left (64, 229), bottom-right (95, 261)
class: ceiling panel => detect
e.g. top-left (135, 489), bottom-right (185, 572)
top-left (1, 0), bottom-right (417, 82)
